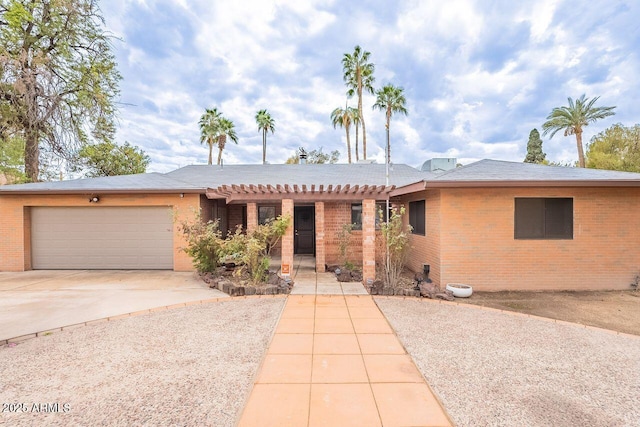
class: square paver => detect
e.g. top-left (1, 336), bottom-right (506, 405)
top-left (315, 306), bottom-right (350, 319)
top-left (286, 295), bottom-right (316, 306)
top-left (281, 306), bottom-right (315, 319)
top-left (371, 383), bottom-right (452, 426)
top-left (314, 318), bottom-right (354, 334)
top-left (268, 334), bottom-right (314, 354)
top-left (311, 355), bottom-right (369, 383)
top-left (316, 285), bottom-right (343, 295)
top-left (352, 317), bottom-right (394, 334)
top-left (363, 355), bottom-right (425, 383)
top-left (347, 306), bottom-right (384, 319)
top-left (344, 296), bottom-right (376, 307)
top-left (276, 318), bottom-right (315, 334)
top-left (313, 334), bottom-right (360, 355)
top-left (257, 354), bottom-right (312, 384)
top-left (315, 295), bottom-right (347, 307)
top-left (357, 334), bottom-right (406, 355)
top-left (341, 283), bottom-right (368, 295)
top-left (238, 383), bottom-right (310, 427)
top-left (291, 285), bottom-right (317, 295)
top-left (309, 383), bottom-right (381, 427)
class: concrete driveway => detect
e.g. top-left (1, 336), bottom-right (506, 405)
top-left (0, 270), bottom-right (227, 341)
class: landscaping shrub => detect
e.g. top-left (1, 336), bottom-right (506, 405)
top-left (379, 206), bottom-right (412, 288)
top-left (178, 213), bottom-right (224, 273)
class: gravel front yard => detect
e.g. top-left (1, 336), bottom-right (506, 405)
top-left (375, 297), bottom-right (640, 427)
top-left (0, 298), bottom-right (285, 427)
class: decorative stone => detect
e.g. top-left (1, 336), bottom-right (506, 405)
top-left (370, 280), bottom-right (384, 295)
top-left (245, 286), bottom-right (256, 296)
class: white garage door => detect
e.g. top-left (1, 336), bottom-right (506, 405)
top-left (31, 207), bottom-right (173, 269)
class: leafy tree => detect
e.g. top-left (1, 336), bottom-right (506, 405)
top-left (542, 95), bottom-right (616, 168)
top-left (524, 128), bottom-right (547, 164)
top-left (0, 135), bottom-right (26, 183)
top-left (285, 147), bottom-right (340, 164)
top-left (330, 105), bottom-right (356, 163)
top-left (198, 108), bottom-right (238, 165)
top-left (256, 109), bottom-right (275, 164)
top-left (73, 141), bottom-right (150, 177)
top-left (373, 84), bottom-right (407, 164)
top-left (342, 45), bottom-right (375, 160)
top-left (0, 0), bottom-right (121, 182)
top-left (586, 123), bottom-right (640, 172)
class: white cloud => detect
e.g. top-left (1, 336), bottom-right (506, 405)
top-left (94, 0), bottom-right (640, 175)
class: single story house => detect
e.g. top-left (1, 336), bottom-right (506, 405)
top-left (1, 159), bottom-right (638, 291)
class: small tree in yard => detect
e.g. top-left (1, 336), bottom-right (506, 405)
top-left (337, 223), bottom-right (355, 270)
top-left (178, 214), bottom-right (224, 273)
top-left (222, 215), bottom-right (291, 285)
top-left (379, 206), bottom-right (411, 288)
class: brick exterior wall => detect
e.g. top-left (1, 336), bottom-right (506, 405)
top-left (323, 202), bottom-right (363, 266)
top-left (398, 187), bottom-right (640, 291)
top-left (396, 190), bottom-right (441, 285)
top-left (227, 204), bottom-right (245, 232)
top-left (0, 193), bottom-right (200, 272)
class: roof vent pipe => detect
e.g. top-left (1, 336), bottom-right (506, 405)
top-left (298, 147), bottom-right (308, 164)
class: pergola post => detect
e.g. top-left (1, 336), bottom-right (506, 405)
top-left (315, 201), bottom-right (325, 272)
top-left (246, 202), bottom-right (257, 234)
top-left (362, 198), bottom-right (376, 284)
top-left (281, 199), bottom-right (294, 278)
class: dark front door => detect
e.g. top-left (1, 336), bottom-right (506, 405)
top-left (294, 206), bottom-right (315, 254)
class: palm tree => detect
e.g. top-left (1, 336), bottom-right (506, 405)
top-left (373, 84), bottom-right (408, 164)
top-left (199, 108), bottom-right (221, 165)
top-left (331, 105), bottom-right (355, 163)
top-left (215, 118), bottom-right (238, 166)
top-left (342, 45), bottom-right (375, 160)
top-left (350, 107), bottom-right (360, 161)
top-left (542, 95), bottom-right (616, 168)
top-left (256, 109), bottom-right (275, 164)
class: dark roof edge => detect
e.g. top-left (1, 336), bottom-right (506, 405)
top-left (426, 180), bottom-right (640, 188)
top-left (0, 189), bottom-right (205, 195)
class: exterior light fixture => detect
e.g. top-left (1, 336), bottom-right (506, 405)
top-left (89, 196), bottom-right (100, 203)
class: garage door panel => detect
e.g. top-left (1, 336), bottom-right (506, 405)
top-left (31, 207), bottom-right (174, 269)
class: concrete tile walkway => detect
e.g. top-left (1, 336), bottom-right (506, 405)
top-left (238, 294), bottom-right (452, 426)
top-left (273, 254), bottom-right (369, 296)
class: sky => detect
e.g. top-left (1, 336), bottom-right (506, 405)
top-left (99, 0), bottom-right (640, 173)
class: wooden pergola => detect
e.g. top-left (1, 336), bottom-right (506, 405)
top-left (206, 183), bottom-right (397, 203)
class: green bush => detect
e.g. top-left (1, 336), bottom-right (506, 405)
top-left (179, 214), bottom-right (224, 273)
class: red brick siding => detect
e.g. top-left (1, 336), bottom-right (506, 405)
top-left (396, 190), bottom-right (441, 284)
top-left (323, 202), bottom-right (363, 266)
top-left (439, 187), bottom-right (640, 291)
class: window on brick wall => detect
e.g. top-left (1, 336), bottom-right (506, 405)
top-left (351, 204), bottom-right (363, 230)
top-left (514, 198), bottom-right (573, 239)
top-left (258, 206), bottom-right (276, 225)
top-left (409, 200), bottom-right (425, 235)
top-left (351, 202), bottom-right (389, 230)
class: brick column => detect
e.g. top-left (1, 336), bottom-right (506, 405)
top-left (362, 199), bottom-right (376, 284)
top-left (246, 202), bottom-right (257, 234)
top-left (281, 199), bottom-right (294, 277)
top-left (315, 201), bottom-right (325, 272)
